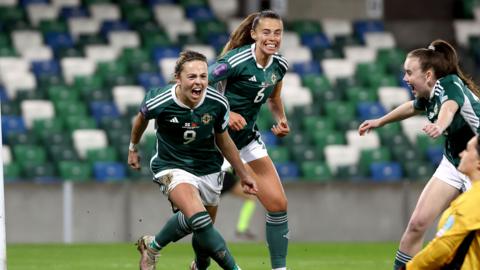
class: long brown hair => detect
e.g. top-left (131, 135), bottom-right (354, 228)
top-left (220, 10), bottom-right (282, 56)
top-left (407, 39), bottom-right (480, 98)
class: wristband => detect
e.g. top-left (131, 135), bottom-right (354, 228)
top-left (129, 142), bottom-right (138, 152)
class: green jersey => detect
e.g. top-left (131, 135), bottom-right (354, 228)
top-left (208, 43), bottom-right (288, 149)
top-left (140, 84), bottom-right (230, 176)
top-left (414, 74), bottom-right (480, 166)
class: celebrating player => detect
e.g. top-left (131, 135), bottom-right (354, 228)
top-left (358, 39), bottom-right (480, 269)
top-left (128, 50), bottom-right (257, 270)
top-left (208, 10), bottom-right (290, 270)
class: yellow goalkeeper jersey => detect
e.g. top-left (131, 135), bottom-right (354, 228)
top-left (407, 181), bottom-right (480, 269)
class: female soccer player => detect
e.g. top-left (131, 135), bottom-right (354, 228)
top-left (358, 39), bottom-right (480, 270)
top-left (208, 10), bottom-right (290, 270)
top-left (128, 50), bottom-right (257, 270)
top-left (404, 135), bottom-right (480, 269)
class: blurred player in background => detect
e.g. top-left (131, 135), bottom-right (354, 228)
top-left (222, 169), bottom-right (257, 240)
top-left (208, 10), bottom-right (290, 270)
top-left (403, 135), bottom-right (480, 269)
top-left (358, 39), bottom-right (480, 269)
top-left (128, 50), bottom-right (257, 270)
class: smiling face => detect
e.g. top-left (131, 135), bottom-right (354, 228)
top-left (175, 60), bottom-right (208, 108)
top-left (251, 17), bottom-right (283, 58)
top-left (458, 136), bottom-right (480, 178)
top-left (403, 56), bottom-right (436, 99)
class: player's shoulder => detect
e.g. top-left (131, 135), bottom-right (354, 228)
top-left (144, 84), bottom-right (174, 109)
top-left (271, 52), bottom-right (288, 73)
top-left (438, 74), bottom-right (465, 91)
top-left (205, 86), bottom-right (229, 109)
top-left (222, 44), bottom-right (254, 68)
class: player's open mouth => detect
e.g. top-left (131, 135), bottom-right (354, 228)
top-left (192, 88), bottom-right (202, 97)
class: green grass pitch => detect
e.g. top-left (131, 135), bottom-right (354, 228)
top-left (8, 242), bottom-right (397, 269)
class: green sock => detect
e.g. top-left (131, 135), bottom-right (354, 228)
top-left (266, 211), bottom-right (288, 269)
top-left (189, 211), bottom-right (237, 270)
top-left (236, 200), bottom-right (255, 233)
top-left (150, 212), bottom-right (192, 251)
top-left (192, 233), bottom-right (211, 270)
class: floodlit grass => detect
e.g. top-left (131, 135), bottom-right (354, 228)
top-left (8, 242), bottom-right (397, 270)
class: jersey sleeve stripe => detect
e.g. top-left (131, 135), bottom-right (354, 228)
top-left (145, 90), bottom-right (170, 106)
top-left (231, 55), bottom-right (253, 68)
top-left (206, 93), bottom-right (229, 110)
top-left (274, 55), bottom-right (289, 71)
top-left (147, 95), bottom-right (173, 110)
top-left (227, 49), bottom-right (250, 64)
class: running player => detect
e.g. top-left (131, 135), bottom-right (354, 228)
top-left (358, 39), bottom-right (480, 270)
top-left (128, 50), bottom-right (257, 270)
top-left (208, 10), bottom-right (290, 270)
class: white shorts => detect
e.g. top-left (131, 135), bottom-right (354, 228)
top-left (221, 136), bottom-right (268, 171)
top-left (433, 156), bottom-right (472, 192)
top-left (153, 169), bottom-right (224, 206)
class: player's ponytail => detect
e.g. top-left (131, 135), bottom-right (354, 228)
top-left (408, 39), bottom-right (480, 98)
top-left (220, 10), bottom-right (282, 56)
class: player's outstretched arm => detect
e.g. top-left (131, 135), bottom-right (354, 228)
top-left (215, 131), bottom-right (258, 195)
top-left (358, 101), bottom-right (419, 136)
top-left (128, 112), bottom-right (149, 170)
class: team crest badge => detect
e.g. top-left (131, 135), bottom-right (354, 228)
top-left (202, 113), bottom-right (212, 124)
top-left (271, 73), bottom-right (277, 84)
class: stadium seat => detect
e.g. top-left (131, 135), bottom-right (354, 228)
top-left (89, 101), bottom-right (120, 123)
top-left (86, 146), bottom-right (118, 164)
top-left (343, 46), bottom-right (377, 64)
top-left (27, 3), bottom-right (59, 26)
top-left (72, 129), bottom-right (108, 158)
top-left (31, 60), bottom-right (59, 77)
top-left (58, 161), bottom-right (91, 181)
top-left (267, 146), bottom-right (290, 163)
top-left (425, 146), bottom-right (444, 167)
top-left (13, 144), bottom-right (47, 166)
top-left (364, 32), bottom-right (396, 49)
top-left (208, 0), bottom-right (237, 20)
top-left (154, 4), bottom-right (185, 26)
top-left (370, 162), bottom-right (403, 182)
top-left (275, 162), bottom-right (300, 181)
top-left (85, 45), bottom-right (120, 63)
top-left (89, 3), bottom-right (120, 22)
top-left (61, 57), bottom-right (96, 84)
top-left (321, 58), bottom-right (355, 84)
top-left (292, 61), bottom-right (322, 76)
top-left (346, 129), bottom-right (380, 150)
top-left (112, 85), bottom-right (145, 115)
top-left (259, 131), bottom-right (278, 147)
top-left (321, 19), bottom-right (353, 43)
top-left (356, 101), bottom-right (387, 121)
top-left (1, 116), bottom-right (26, 140)
top-left (403, 160), bottom-right (434, 181)
top-left (378, 86), bottom-right (411, 110)
top-left (4, 162), bottom-right (20, 181)
top-left (20, 99), bottom-right (55, 128)
top-left (300, 32), bottom-right (330, 50)
top-left (358, 147), bottom-right (391, 173)
top-left (353, 20), bottom-right (385, 43)
top-left (137, 72), bottom-right (165, 90)
top-left (301, 161), bottom-right (331, 181)
top-left (93, 162), bottom-right (126, 182)
top-left (324, 144), bottom-right (359, 174)
top-left (281, 47), bottom-right (312, 64)
top-left (401, 116), bottom-right (429, 144)
top-left (68, 17), bottom-right (100, 39)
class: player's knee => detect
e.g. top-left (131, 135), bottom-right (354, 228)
top-left (265, 196), bottom-right (288, 212)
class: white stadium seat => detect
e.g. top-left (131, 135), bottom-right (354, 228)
top-left (2, 145), bottom-right (12, 165)
top-left (281, 85), bottom-right (313, 109)
top-left (61, 57), bottom-right (96, 84)
top-left (321, 58), bottom-right (356, 84)
top-left (12, 30), bottom-right (43, 53)
top-left (112, 86), bottom-right (145, 114)
top-left (72, 129), bottom-right (108, 159)
top-left (324, 144), bottom-right (360, 174)
top-left (364, 32), bottom-right (396, 49)
top-left (89, 3), bottom-right (121, 22)
top-left (21, 100), bottom-right (55, 129)
top-left (346, 129), bottom-right (380, 150)
top-left (281, 47), bottom-right (312, 65)
top-left (68, 18), bottom-right (101, 40)
top-left (51, 0), bottom-right (80, 8)
top-left (453, 20), bottom-right (480, 47)
top-left (343, 46), bottom-right (377, 64)
top-left (154, 4), bottom-right (185, 26)
top-left (0, 0), bottom-right (16, 6)
top-left (163, 20), bottom-right (195, 42)
top-left (2, 72), bottom-right (36, 99)
top-left (208, 0), bottom-right (238, 21)
top-left (378, 86), bottom-right (411, 110)
top-left (85, 45), bottom-right (120, 63)
top-left (27, 4), bottom-right (59, 26)
top-left (183, 44), bottom-right (217, 62)
top-left (281, 31), bottom-right (301, 50)
top-left (20, 46), bottom-right (53, 62)
top-left (159, 57), bottom-right (178, 82)
top-left (108, 31), bottom-right (140, 49)
top-left (321, 19), bottom-right (353, 42)
top-left (400, 116), bottom-right (430, 144)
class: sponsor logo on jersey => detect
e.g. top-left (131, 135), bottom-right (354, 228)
top-left (248, 75), bottom-right (257, 82)
top-left (183, 122), bottom-right (199, 129)
top-left (201, 113), bottom-right (212, 124)
top-left (169, 117), bottom-right (179, 123)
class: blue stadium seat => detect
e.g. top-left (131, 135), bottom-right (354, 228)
top-left (0, 86), bottom-right (8, 102)
top-left (275, 162), bottom-right (300, 181)
top-left (93, 162), bottom-right (126, 182)
top-left (185, 6), bottom-right (215, 21)
top-left (370, 162), bottom-right (403, 182)
top-left (31, 60), bottom-right (60, 78)
top-left (137, 72), bottom-right (165, 90)
top-left (45, 32), bottom-right (74, 50)
top-left (148, 0), bottom-right (176, 6)
top-left (292, 61), bottom-right (322, 76)
top-left (60, 7), bottom-right (88, 19)
top-left (100, 20), bottom-right (130, 38)
top-left (425, 146), bottom-right (443, 167)
top-left (357, 102), bottom-right (387, 121)
top-left (260, 131), bottom-right (278, 146)
top-left (2, 116), bottom-right (26, 141)
top-left (152, 46), bottom-right (181, 62)
top-left (301, 33), bottom-right (330, 50)
top-left (353, 20), bottom-right (385, 43)
top-left (20, 0), bottom-right (48, 6)
top-left (89, 101), bottom-right (120, 124)
top-left (207, 33), bottom-right (229, 52)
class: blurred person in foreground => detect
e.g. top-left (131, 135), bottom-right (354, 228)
top-left (402, 135), bottom-right (480, 269)
top-left (128, 50), bottom-right (257, 270)
top-left (358, 39), bottom-right (480, 269)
